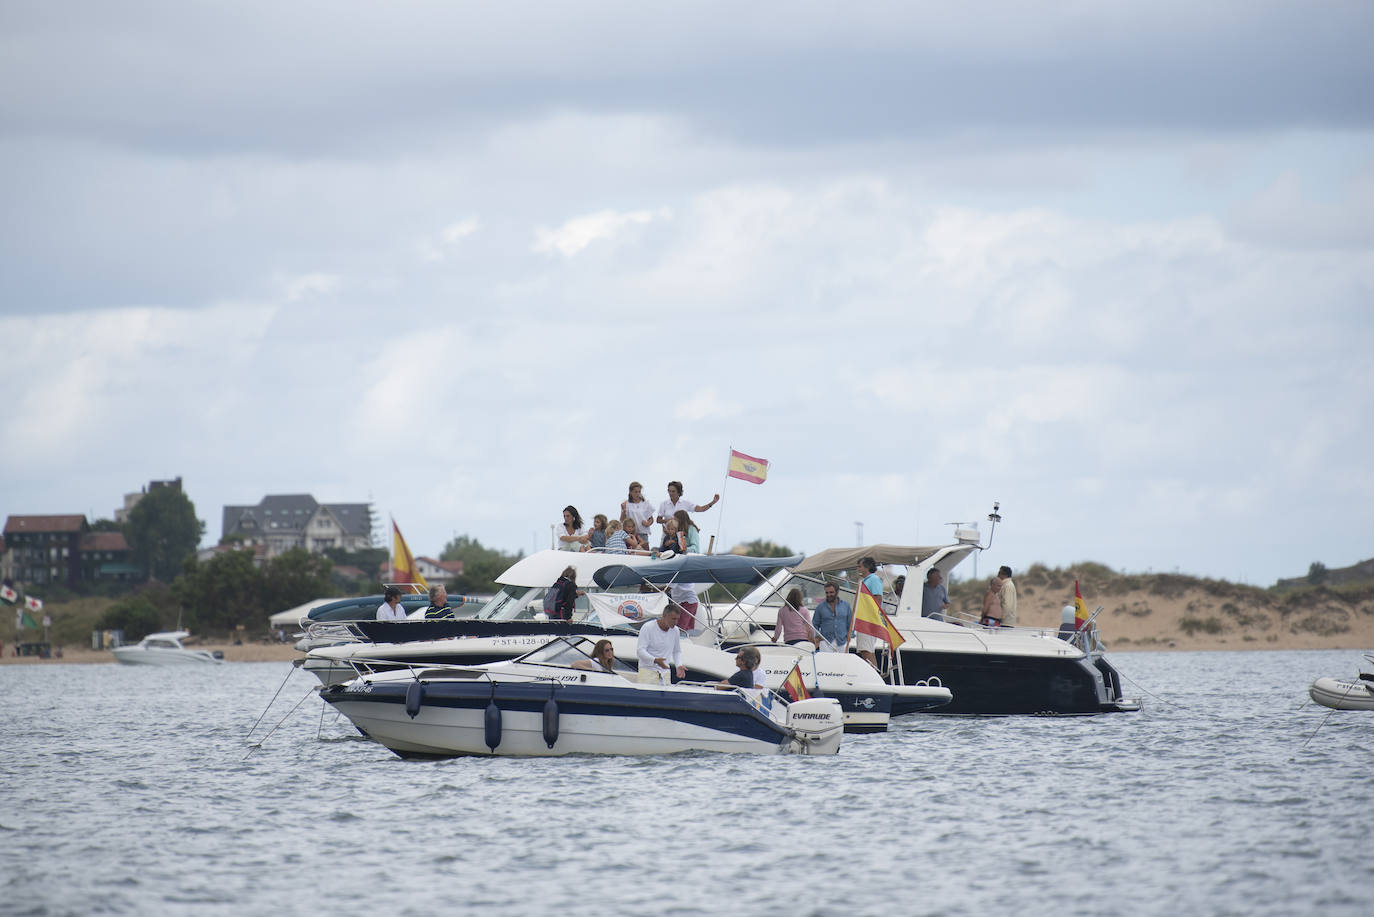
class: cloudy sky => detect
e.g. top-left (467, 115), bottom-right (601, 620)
top-left (3, 0), bottom-right (1372, 585)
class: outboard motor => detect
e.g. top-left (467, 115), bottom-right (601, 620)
top-left (783, 698), bottom-right (845, 755)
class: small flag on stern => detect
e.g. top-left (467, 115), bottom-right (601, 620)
top-left (392, 519), bottom-right (428, 590)
top-left (726, 449), bottom-right (769, 485)
top-left (1073, 580), bottom-right (1089, 631)
top-left (782, 660), bottom-right (811, 702)
top-left (23, 595), bottom-right (43, 613)
top-left (853, 583), bottom-right (906, 649)
top-left (0, 583), bottom-right (17, 604)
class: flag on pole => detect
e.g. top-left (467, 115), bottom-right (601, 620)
top-left (726, 449), bottom-right (769, 485)
top-left (391, 519), bottom-right (428, 589)
top-left (20, 610), bottom-right (38, 629)
top-left (1073, 580), bottom-right (1089, 631)
top-left (781, 659), bottom-right (811, 701)
top-left (853, 582), bottom-right (906, 649)
top-left (24, 595), bottom-right (43, 613)
top-left (0, 583), bottom-right (17, 604)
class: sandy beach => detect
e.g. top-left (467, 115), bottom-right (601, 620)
top-left (5, 575), bottom-right (1372, 665)
top-left (0, 642), bottom-right (301, 665)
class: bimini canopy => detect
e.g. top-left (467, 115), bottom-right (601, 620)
top-left (790, 544), bottom-right (943, 574)
top-left (496, 549), bottom-right (664, 588)
top-left (593, 554), bottom-right (804, 588)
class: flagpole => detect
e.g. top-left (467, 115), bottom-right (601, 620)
top-left (712, 445), bottom-right (733, 556)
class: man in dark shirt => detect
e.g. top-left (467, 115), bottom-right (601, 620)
top-left (422, 584), bottom-right (453, 619)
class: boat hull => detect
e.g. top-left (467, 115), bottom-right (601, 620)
top-left (891, 647), bottom-right (1128, 715)
top-left (1309, 676), bottom-right (1374, 711)
top-left (112, 648), bottom-right (221, 666)
top-left (321, 678), bottom-right (843, 757)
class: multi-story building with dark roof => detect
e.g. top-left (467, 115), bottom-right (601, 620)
top-left (221, 495), bottom-right (374, 558)
top-left (1, 516), bottom-right (142, 586)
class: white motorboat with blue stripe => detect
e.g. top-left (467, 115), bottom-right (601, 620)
top-left (320, 636), bottom-right (845, 758)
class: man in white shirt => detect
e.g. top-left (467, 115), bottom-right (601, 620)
top-left (656, 481), bottom-right (719, 529)
top-left (636, 606), bottom-right (685, 684)
top-left (376, 586), bottom-right (407, 621)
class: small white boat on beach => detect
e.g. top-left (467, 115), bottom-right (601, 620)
top-left (112, 631), bottom-right (223, 666)
top-left (1309, 655), bottom-right (1374, 710)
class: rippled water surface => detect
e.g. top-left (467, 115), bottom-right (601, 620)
top-left (4, 650), bottom-right (1373, 916)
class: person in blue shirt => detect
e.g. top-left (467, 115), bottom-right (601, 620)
top-left (921, 569), bottom-right (949, 621)
top-left (811, 583), bottom-right (852, 648)
top-left (855, 556), bottom-right (884, 668)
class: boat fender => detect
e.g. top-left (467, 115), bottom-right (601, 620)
top-left (542, 694), bottom-right (560, 749)
top-left (405, 680), bottom-right (425, 719)
top-left (484, 690), bottom-right (502, 751)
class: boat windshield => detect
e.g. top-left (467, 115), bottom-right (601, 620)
top-left (518, 637), bottom-right (634, 674)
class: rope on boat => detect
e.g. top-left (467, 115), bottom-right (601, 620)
top-left (1294, 679), bottom-right (1362, 758)
top-left (243, 687), bottom-right (318, 759)
top-left (246, 661), bottom-right (302, 742)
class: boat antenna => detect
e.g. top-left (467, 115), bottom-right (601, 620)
top-left (984, 502), bottom-right (1001, 550)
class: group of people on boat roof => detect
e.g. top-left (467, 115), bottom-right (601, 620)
top-left (556, 481), bottom-right (720, 557)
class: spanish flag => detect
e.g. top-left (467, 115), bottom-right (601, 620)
top-left (726, 449), bottom-right (769, 485)
top-left (782, 659), bottom-right (811, 701)
top-left (392, 519), bottom-right (428, 589)
top-left (1073, 579), bottom-right (1089, 630)
top-left (853, 582), bottom-right (906, 649)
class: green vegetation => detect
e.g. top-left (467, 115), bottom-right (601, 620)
top-left (441, 535), bottom-right (523, 594)
top-left (1179, 616), bottom-right (1224, 636)
top-left (126, 486), bottom-right (206, 581)
top-left (172, 547), bottom-right (335, 633)
top-left (96, 583), bottom-right (182, 641)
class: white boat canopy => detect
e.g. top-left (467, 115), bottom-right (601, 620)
top-left (496, 549), bottom-right (665, 589)
top-left (268, 598), bottom-right (337, 628)
top-left (791, 544), bottom-right (943, 574)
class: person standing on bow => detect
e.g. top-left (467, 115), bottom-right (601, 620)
top-left (853, 556), bottom-right (883, 668)
top-left (656, 481), bottom-right (718, 531)
top-left (376, 585), bottom-right (407, 621)
top-left (811, 583), bottom-right (852, 649)
top-left (998, 566), bottom-right (1018, 626)
top-left (980, 574), bottom-right (1004, 627)
top-left (422, 584), bottom-right (453, 619)
top-left (620, 482), bottom-right (656, 550)
top-left (636, 605), bottom-right (685, 684)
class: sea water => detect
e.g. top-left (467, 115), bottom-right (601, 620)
top-left (2, 650), bottom-right (1372, 916)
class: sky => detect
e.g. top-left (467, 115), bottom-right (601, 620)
top-left (3, 0), bottom-right (1372, 585)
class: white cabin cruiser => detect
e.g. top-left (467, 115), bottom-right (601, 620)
top-left (112, 631), bottom-right (223, 666)
top-left (711, 516), bottom-right (1140, 715)
top-left (320, 636), bottom-right (845, 758)
top-left (1309, 655), bottom-right (1374, 710)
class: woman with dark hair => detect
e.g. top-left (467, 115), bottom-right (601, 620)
top-left (672, 510), bottom-right (700, 554)
top-left (773, 588), bottom-right (817, 645)
top-left (558, 505), bottom-right (588, 551)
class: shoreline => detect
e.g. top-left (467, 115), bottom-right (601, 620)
top-left (2, 637), bottom-right (1371, 666)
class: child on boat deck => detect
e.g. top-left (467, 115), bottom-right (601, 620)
top-left (620, 515), bottom-right (647, 553)
top-left (604, 519), bottom-right (628, 554)
top-left (587, 514), bottom-right (608, 551)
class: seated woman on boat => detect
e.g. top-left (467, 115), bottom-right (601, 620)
top-left (773, 588), bottom-right (819, 647)
top-left (672, 509), bottom-right (701, 554)
top-left (572, 639), bottom-right (617, 673)
top-left (717, 645), bottom-right (765, 690)
top-left (557, 506), bottom-right (588, 551)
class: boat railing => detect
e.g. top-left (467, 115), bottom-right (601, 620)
top-left (303, 620), bottom-right (368, 645)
